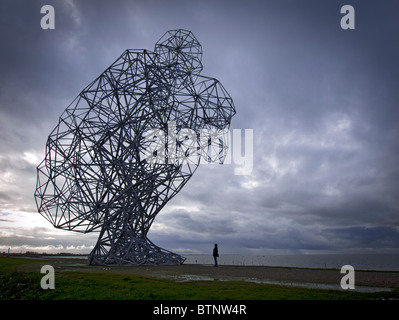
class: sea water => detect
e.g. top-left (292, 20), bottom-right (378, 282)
top-left (183, 254), bottom-right (399, 271)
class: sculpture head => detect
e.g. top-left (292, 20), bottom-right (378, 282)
top-left (154, 29), bottom-right (203, 80)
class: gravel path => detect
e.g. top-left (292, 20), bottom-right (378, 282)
top-left (131, 264), bottom-right (399, 289)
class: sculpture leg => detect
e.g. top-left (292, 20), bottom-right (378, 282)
top-left (88, 221), bottom-right (185, 265)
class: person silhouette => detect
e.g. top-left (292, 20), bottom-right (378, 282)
top-left (213, 244), bottom-right (219, 267)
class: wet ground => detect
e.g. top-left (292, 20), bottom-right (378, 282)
top-left (21, 256), bottom-right (399, 293)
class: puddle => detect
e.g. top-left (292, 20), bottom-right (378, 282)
top-left (245, 278), bottom-right (392, 293)
top-left (156, 274), bottom-right (215, 282)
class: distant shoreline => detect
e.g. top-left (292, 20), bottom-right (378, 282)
top-left (3, 252), bottom-right (399, 271)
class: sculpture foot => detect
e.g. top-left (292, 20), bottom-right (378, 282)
top-left (88, 236), bottom-right (185, 266)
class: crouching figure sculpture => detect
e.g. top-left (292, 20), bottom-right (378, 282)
top-left (34, 29), bottom-right (236, 265)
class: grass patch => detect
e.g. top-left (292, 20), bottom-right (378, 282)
top-left (1, 257), bottom-right (398, 300)
top-left (2, 270), bottom-right (398, 300)
top-left (0, 257), bottom-right (41, 272)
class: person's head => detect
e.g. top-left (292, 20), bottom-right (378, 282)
top-left (214, 243), bottom-right (217, 247)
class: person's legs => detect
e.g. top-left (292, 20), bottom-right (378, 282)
top-left (214, 256), bottom-right (218, 267)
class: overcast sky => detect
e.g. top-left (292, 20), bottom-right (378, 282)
top-left (1, 0), bottom-right (399, 256)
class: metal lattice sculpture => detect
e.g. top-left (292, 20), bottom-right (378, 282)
top-left (34, 29), bottom-right (236, 265)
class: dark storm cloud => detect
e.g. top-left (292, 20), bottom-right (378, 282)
top-left (323, 226), bottom-right (399, 250)
top-left (0, 0), bottom-right (398, 254)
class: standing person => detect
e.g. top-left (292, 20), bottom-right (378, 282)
top-left (213, 244), bottom-right (219, 267)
